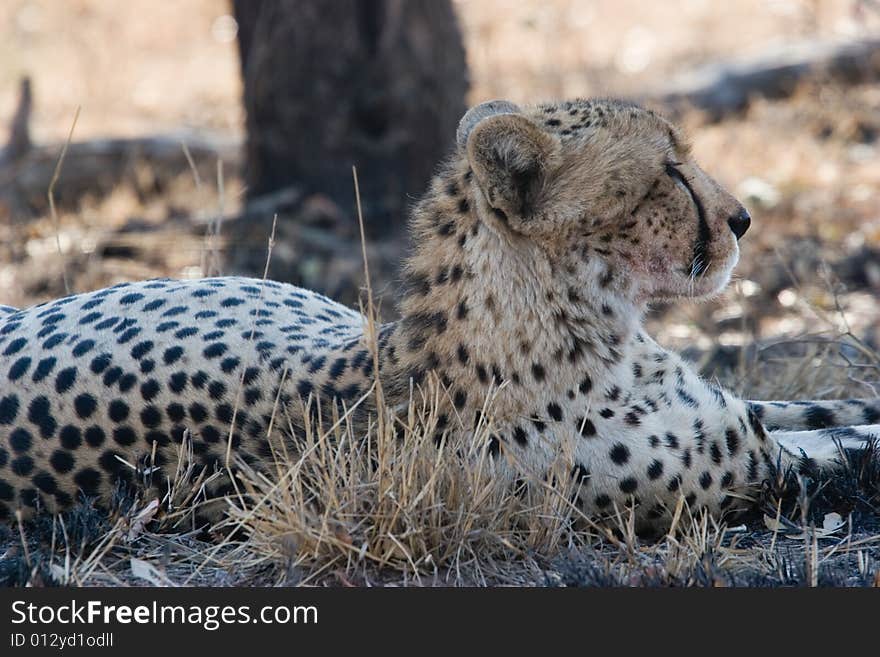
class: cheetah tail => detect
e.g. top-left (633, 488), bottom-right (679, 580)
top-left (747, 399), bottom-right (880, 432)
top-left (769, 424), bottom-right (879, 471)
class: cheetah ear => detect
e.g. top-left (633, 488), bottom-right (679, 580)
top-left (460, 102), bottom-right (558, 221)
top-left (456, 100), bottom-right (522, 148)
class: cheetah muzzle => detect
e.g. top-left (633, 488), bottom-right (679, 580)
top-left (1, 98), bottom-right (878, 532)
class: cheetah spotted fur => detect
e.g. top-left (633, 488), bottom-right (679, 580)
top-left (1, 98), bottom-right (878, 532)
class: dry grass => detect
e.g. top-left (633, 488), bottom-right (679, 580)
top-left (7, 374), bottom-right (877, 586)
top-left (224, 384), bottom-right (589, 585)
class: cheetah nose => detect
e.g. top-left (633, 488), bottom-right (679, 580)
top-left (727, 208), bottom-right (751, 240)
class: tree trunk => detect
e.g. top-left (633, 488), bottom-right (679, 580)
top-left (231, 0), bottom-right (468, 239)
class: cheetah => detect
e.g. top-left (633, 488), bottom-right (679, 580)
top-left (1, 98), bottom-right (878, 532)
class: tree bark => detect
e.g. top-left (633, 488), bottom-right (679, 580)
top-left (231, 0), bottom-right (469, 238)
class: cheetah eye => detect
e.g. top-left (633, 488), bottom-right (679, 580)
top-left (664, 162), bottom-right (695, 203)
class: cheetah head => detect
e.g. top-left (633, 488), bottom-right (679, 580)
top-left (458, 99), bottom-right (750, 302)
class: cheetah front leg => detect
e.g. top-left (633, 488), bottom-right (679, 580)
top-left (748, 399), bottom-right (880, 431)
top-left (770, 424), bottom-right (879, 469)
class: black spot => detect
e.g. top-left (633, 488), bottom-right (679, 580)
top-left (113, 426), bottom-right (138, 446)
top-left (204, 342), bottom-right (228, 359)
top-left (98, 450), bottom-right (125, 474)
top-left (11, 455), bottom-right (34, 476)
top-left (710, 441), bottom-right (723, 465)
top-left (609, 443), bottom-right (630, 465)
top-left (8, 357), bottom-right (31, 381)
top-left (244, 388), bottom-right (262, 406)
top-left (142, 299), bottom-right (165, 312)
top-left (169, 372), bottom-right (188, 393)
top-left (140, 406), bottom-right (163, 428)
top-left (720, 471), bottom-right (735, 488)
top-left (804, 405), bottom-right (836, 430)
top-left (208, 381), bottom-right (227, 400)
top-left (192, 371), bottom-right (209, 389)
top-left (9, 428), bottom-right (31, 452)
top-left (329, 358), bottom-right (347, 379)
top-left (130, 340), bottom-right (154, 360)
top-left (54, 367), bottom-right (77, 394)
top-left (619, 477), bottom-right (638, 494)
top-left (2, 337), bottom-right (26, 356)
top-left (297, 380), bottom-right (313, 398)
top-left (201, 426), bottom-right (221, 443)
top-left (681, 449), bottom-right (692, 468)
top-left (188, 403), bottom-right (208, 423)
top-left (0, 395), bottom-right (19, 424)
top-left (242, 368), bottom-right (260, 385)
top-left (59, 425), bottom-right (82, 450)
top-left (599, 408), bottom-right (614, 419)
top-left (215, 404), bottom-right (234, 424)
top-left (116, 327), bottom-right (141, 344)
top-left (19, 487), bottom-right (42, 507)
top-left (747, 409), bottom-right (766, 441)
top-left (547, 403), bottom-right (563, 421)
top-left (167, 404), bottom-right (186, 423)
top-left (667, 475), bottom-right (682, 492)
top-left (48, 450), bottom-right (74, 474)
top-left (453, 390), bottom-right (467, 409)
top-left (572, 463), bottom-right (590, 485)
top-left (676, 388), bottom-right (699, 407)
top-left (512, 426), bottom-right (528, 446)
top-left (624, 411), bottom-right (641, 426)
top-left (84, 426), bottom-right (105, 448)
top-left (118, 373), bottom-right (137, 393)
top-left (577, 417), bottom-right (596, 437)
top-left (220, 357), bottom-right (241, 373)
top-left (140, 380), bottom-right (160, 402)
top-left (531, 363), bottom-right (545, 381)
top-left (664, 432), bottom-right (679, 449)
top-left (699, 471), bottom-right (713, 490)
top-left (725, 428), bottom-right (740, 456)
top-left (119, 292), bottom-right (145, 305)
top-left (32, 471), bottom-right (58, 494)
top-left (28, 396), bottom-right (57, 439)
top-left (32, 357), bottom-right (57, 382)
top-left (89, 353), bottom-right (111, 374)
top-left (647, 460), bottom-right (664, 480)
top-left (578, 376), bottom-right (592, 395)
top-left (102, 366), bottom-right (123, 387)
top-left (108, 399), bottom-right (130, 423)
top-left (74, 468), bottom-right (102, 496)
top-left (595, 494), bottom-right (611, 509)
top-left (163, 346), bottom-right (184, 365)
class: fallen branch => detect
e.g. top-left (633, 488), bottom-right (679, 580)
top-left (0, 133), bottom-right (240, 219)
top-left (649, 38), bottom-right (880, 121)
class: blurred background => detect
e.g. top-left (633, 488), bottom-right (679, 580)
top-left (1, 0), bottom-right (879, 396)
